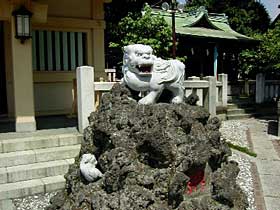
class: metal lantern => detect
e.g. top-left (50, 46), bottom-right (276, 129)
top-left (12, 5), bottom-right (33, 43)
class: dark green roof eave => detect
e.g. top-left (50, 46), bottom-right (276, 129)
top-left (177, 32), bottom-right (260, 43)
top-left (152, 7), bottom-right (257, 43)
top-left (177, 33), bottom-right (260, 46)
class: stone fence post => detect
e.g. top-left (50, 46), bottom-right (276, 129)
top-left (218, 73), bottom-right (228, 107)
top-left (278, 101), bottom-right (280, 136)
top-left (203, 76), bottom-right (216, 116)
top-left (256, 73), bottom-right (265, 104)
top-left (187, 76), bottom-right (203, 106)
top-left (77, 66), bottom-right (94, 133)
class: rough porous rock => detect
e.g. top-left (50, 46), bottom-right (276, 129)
top-left (47, 84), bottom-right (248, 210)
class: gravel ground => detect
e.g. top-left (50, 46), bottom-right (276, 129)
top-left (229, 152), bottom-right (256, 210)
top-left (13, 119), bottom-right (257, 210)
top-left (13, 191), bottom-right (58, 210)
top-left (222, 119), bottom-right (256, 210)
top-left (220, 119), bottom-right (249, 148)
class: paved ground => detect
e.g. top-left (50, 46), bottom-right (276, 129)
top-left (247, 118), bottom-right (280, 210)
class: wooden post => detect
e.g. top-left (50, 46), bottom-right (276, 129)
top-left (69, 79), bottom-right (77, 117)
top-left (214, 45), bottom-right (218, 78)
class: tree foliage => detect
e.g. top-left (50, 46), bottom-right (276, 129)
top-left (187, 0), bottom-right (270, 35)
top-left (105, 0), bottom-right (160, 47)
top-left (239, 21), bottom-right (280, 78)
top-left (107, 5), bottom-right (172, 68)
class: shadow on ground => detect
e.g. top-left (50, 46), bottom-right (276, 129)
top-left (255, 115), bottom-right (278, 136)
top-left (0, 115), bottom-right (77, 133)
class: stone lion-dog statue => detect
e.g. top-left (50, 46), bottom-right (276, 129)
top-left (122, 44), bottom-right (185, 105)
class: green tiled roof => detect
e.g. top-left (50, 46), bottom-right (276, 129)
top-left (152, 7), bottom-right (257, 42)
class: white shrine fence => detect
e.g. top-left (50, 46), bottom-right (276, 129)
top-left (76, 66), bottom-right (228, 132)
top-left (228, 73), bottom-right (280, 104)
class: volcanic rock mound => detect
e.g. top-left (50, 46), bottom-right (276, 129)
top-left (47, 84), bottom-right (248, 210)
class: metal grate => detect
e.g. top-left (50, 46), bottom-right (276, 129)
top-left (32, 30), bottom-right (87, 71)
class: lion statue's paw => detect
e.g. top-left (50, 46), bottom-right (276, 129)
top-left (172, 96), bottom-right (184, 104)
top-left (138, 96), bottom-right (156, 105)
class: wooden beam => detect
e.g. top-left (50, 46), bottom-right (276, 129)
top-left (1, 0), bottom-right (48, 22)
top-left (33, 71), bottom-right (76, 83)
top-left (33, 17), bottom-right (105, 29)
top-left (92, 0), bottom-right (104, 20)
top-left (31, 2), bottom-right (48, 23)
top-left (0, 0), bottom-right (11, 21)
top-left (8, 0), bottom-right (32, 9)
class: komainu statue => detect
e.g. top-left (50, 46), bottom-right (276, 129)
top-left (122, 44), bottom-right (185, 104)
top-left (80, 154), bottom-right (103, 182)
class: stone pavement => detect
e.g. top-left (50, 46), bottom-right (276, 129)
top-left (247, 118), bottom-right (280, 210)
top-left (0, 199), bottom-right (15, 210)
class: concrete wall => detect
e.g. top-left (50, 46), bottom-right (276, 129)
top-left (34, 83), bottom-right (73, 115)
top-left (33, 72), bottom-right (76, 115)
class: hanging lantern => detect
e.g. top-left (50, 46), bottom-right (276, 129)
top-left (12, 5), bottom-right (33, 43)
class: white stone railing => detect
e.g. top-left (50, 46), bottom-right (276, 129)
top-left (228, 80), bottom-right (256, 98)
top-left (184, 74), bottom-right (227, 117)
top-left (256, 73), bottom-right (280, 103)
top-left (76, 66), bottom-right (228, 132)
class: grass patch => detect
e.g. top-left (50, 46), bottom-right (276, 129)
top-left (227, 142), bottom-right (257, 157)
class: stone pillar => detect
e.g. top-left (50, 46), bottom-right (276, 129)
top-left (203, 76), bottom-right (216, 116)
top-left (77, 66), bottom-right (94, 133)
top-left (278, 100), bottom-right (280, 136)
top-left (244, 79), bottom-right (250, 96)
top-left (256, 73), bottom-right (265, 104)
top-left (218, 73), bottom-right (228, 107)
top-left (188, 76), bottom-right (203, 106)
top-left (11, 17), bottom-right (36, 132)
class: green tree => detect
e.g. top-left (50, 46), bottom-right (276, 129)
top-left (107, 5), bottom-right (172, 69)
top-left (187, 0), bottom-right (270, 35)
top-left (239, 21), bottom-right (280, 78)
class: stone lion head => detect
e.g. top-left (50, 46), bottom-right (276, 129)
top-left (81, 154), bottom-right (97, 166)
top-left (123, 44), bottom-right (155, 76)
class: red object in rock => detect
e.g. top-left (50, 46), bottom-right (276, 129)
top-left (186, 169), bottom-right (205, 194)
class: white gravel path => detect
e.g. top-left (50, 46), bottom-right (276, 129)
top-left (229, 152), bottom-right (256, 210)
top-left (222, 119), bottom-right (256, 210)
top-left (220, 120), bottom-right (249, 148)
top-left (13, 192), bottom-right (58, 210)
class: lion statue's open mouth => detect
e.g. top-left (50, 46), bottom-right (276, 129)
top-left (122, 44), bottom-right (185, 105)
top-left (136, 64), bottom-right (153, 75)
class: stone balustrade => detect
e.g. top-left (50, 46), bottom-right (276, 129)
top-left (76, 66), bottom-right (228, 132)
top-left (256, 73), bottom-right (280, 104)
